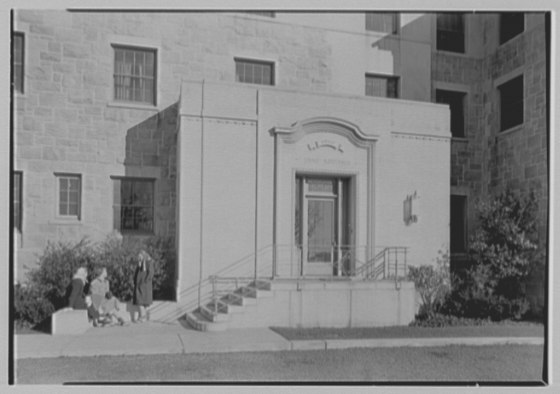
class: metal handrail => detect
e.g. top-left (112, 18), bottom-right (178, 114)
top-left (204, 244), bottom-right (409, 314)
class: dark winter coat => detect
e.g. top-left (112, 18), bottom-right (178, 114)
top-left (133, 260), bottom-right (154, 306)
top-left (68, 278), bottom-right (87, 309)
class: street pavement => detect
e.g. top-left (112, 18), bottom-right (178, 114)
top-left (14, 319), bottom-right (545, 359)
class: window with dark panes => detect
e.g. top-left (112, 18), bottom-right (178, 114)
top-left (13, 32), bottom-right (24, 93)
top-left (57, 174), bottom-right (81, 218)
top-left (498, 75), bottom-right (524, 131)
top-left (13, 172), bottom-right (22, 232)
top-left (437, 13), bottom-right (465, 53)
top-left (500, 13), bottom-right (524, 44)
top-left (436, 89), bottom-right (466, 138)
top-left (113, 178), bottom-right (154, 233)
top-left (113, 46), bottom-right (156, 105)
top-left (235, 58), bottom-right (274, 86)
top-left (450, 195), bottom-right (467, 254)
top-left (365, 12), bottom-right (399, 34)
top-left (365, 74), bottom-right (399, 98)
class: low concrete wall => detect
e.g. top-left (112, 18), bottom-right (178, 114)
top-left (227, 279), bottom-right (416, 329)
top-left (51, 308), bottom-right (90, 335)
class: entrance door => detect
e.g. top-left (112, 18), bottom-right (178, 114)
top-left (296, 176), bottom-right (350, 276)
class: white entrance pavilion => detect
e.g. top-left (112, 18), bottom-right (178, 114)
top-left (150, 80), bottom-right (450, 329)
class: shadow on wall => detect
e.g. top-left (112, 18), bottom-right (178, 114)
top-left (121, 102), bottom-right (180, 301)
top-left (368, 13), bottom-right (433, 102)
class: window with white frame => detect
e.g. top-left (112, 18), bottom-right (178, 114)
top-left (365, 12), bottom-right (399, 34)
top-left (365, 74), bottom-right (399, 98)
top-left (113, 177), bottom-right (154, 234)
top-left (113, 45), bottom-right (156, 105)
top-left (235, 58), bottom-right (275, 86)
top-left (13, 171), bottom-right (22, 232)
top-left (13, 32), bottom-right (24, 93)
top-left (498, 75), bottom-right (524, 131)
top-left (437, 13), bottom-right (465, 53)
top-left (57, 174), bottom-right (81, 219)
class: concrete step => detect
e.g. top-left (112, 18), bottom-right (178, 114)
top-left (249, 279), bottom-right (272, 291)
top-left (236, 285), bottom-right (273, 299)
top-left (199, 304), bottom-right (230, 323)
top-left (185, 311), bottom-right (229, 332)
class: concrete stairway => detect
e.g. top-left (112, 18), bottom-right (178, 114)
top-left (185, 280), bottom-right (274, 332)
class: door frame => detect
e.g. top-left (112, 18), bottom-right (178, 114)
top-left (296, 174), bottom-right (354, 277)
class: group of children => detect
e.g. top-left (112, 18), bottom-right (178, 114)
top-left (71, 256), bottom-right (153, 328)
top-left (85, 290), bottom-right (125, 327)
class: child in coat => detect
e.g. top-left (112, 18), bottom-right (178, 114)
top-left (85, 295), bottom-right (102, 327)
top-left (99, 291), bottom-right (125, 326)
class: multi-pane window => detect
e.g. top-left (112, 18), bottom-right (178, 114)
top-left (113, 178), bottom-right (154, 234)
top-left (436, 89), bottom-right (466, 138)
top-left (498, 75), bottom-right (524, 131)
top-left (500, 13), bottom-right (524, 44)
top-left (13, 32), bottom-right (24, 93)
top-left (365, 74), bottom-right (399, 98)
top-left (13, 172), bottom-right (22, 232)
top-left (450, 195), bottom-right (467, 254)
top-left (235, 58), bottom-right (274, 86)
top-left (57, 174), bottom-right (81, 218)
top-left (365, 12), bottom-right (399, 34)
top-left (113, 45), bottom-right (156, 105)
top-left (436, 13), bottom-right (465, 53)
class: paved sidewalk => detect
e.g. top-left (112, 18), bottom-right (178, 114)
top-left (14, 320), bottom-right (545, 359)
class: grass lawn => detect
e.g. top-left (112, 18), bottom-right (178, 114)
top-left (270, 321), bottom-right (545, 341)
top-left (16, 344), bottom-right (545, 383)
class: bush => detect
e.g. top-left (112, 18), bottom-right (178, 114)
top-left (26, 239), bottom-right (97, 311)
top-left (409, 312), bottom-right (493, 328)
top-left (407, 251), bottom-right (451, 318)
top-left (15, 234), bottom-right (175, 328)
top-left (13, 284), bottom-right (54, 330)
top-left (444, 189), bottom-right (540, 321)
top-left (96, 234), bottom-right (175, 302)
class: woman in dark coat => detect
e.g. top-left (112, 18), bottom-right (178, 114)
top-left (68, 266), bottom-right (88, 309)
top-left (132, 250), bottom-right (154, 322)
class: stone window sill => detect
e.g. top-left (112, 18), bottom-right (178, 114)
top-left (50, 217), bottom-right (81, 225)
top-left (107, 101), bottom-right (160, 112)
top-left (498, 124), bottom-right (524, 137)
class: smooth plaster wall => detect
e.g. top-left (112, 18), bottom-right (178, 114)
top-left (177, 80), bottom-right (450, 306)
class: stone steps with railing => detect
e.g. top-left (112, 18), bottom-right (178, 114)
top-left (185, 280), bottom-right (274, 331)
top-left (185, 245), bottom-right (409, 331)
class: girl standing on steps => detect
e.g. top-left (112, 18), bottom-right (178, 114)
top-left (132, 250), bottom-right (154, 323)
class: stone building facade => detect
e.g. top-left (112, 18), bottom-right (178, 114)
top-left (433, 13), bottom-right (548, 246)
top-left (12, 11), bottom-right (548, 317)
